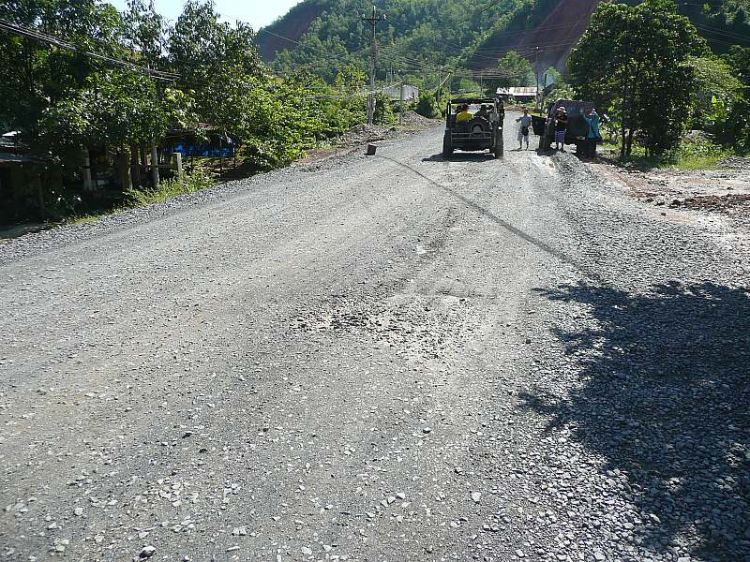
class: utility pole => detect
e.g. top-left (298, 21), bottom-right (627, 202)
top-left (362, 5), bottom-right (384, 125)
top-left (147, 63), bottom-right (159, 188)
top-left (535, 46), bottom-right (541, 115)
top-left (399, 79), bottom-right (404, 126)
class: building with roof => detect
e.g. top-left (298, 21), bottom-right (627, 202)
top-left (496, 87), bottom-right (538, 104)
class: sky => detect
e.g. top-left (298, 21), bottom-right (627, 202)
top-left (107, 0), bottom-right (302, 30)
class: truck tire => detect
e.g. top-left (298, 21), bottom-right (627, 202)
top-left (540, 134), bottom-right (551, 151)
top-left (494, 130), bottom-right (504, 159)
top-left (442, 134), bottom-right (453, 159)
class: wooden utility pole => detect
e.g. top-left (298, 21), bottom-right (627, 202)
top-left (399, 80), bottom-right (405, 126)
top-left (362, 5), bottom-right (384, 125)
top-left (146, 64), bottom-right (159, 189)
top-left (535, 46), bottom-right (541, 114)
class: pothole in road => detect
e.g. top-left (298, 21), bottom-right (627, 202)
top-left (294, 294), bottom-right (482, 361)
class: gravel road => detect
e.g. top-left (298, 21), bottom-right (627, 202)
top-left (1, 124), bottom-right (748, 562)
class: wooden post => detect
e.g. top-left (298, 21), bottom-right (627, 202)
top-left (82, 148), bottom-right (93, 191)
top-left (174, 152), bottom-right (183, 181)
top-left (150, 142), bottom-right (159, 188)
top-left (32, 171), bottom-right (45, 220)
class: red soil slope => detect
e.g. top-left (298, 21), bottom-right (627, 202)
top-left (257, 2), bottom-right (323, 61)
top-left (258, 0), bottom-right (600, 72)
top-left (512, 0), bottom-right (600, 73)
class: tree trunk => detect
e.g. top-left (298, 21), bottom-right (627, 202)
top-left (130, 145), bottom-right (141, 186)
top-left (140, 147), bottom-right (148, 185)
top-left (151, 142), bottom-right (159, 189)
top-left (626, 128), bottom-right (635, 157)
top-left (118, 148), bottom-right (132, 191)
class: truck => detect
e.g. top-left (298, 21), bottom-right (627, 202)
top-left (531, 99), bottom-right (596, 153)
top-left (442, 97), bottom-right (505, 159)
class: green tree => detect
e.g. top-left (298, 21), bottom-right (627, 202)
top-left (123, 0), bottom-right (166, 66)
top-left (542, 66), bottom-right (560, 88)
top-left (569, 0), bottom-right (707, 157)
top-left (0, 0), bottom-right (126, 142)
top-left (494, 51), bottom-right (534, 89)
top-left (169, 0), bottom-right (260, 93)
top-left (689, 56), bottom-right (743, 132)
top-left (722, 46), bottom-right (750, 149)
top-left (39, 70), bottom-right (194, 170)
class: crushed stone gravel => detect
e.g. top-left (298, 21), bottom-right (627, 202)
top-left (0, 125), bottom-right (747, 562)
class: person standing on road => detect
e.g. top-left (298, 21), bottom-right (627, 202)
top-left (516, 107), bottom-right (532, 150)
top-left (583, 108), bottom-right (601, 158)
top-left (554, 107), bottom-right (568, 151)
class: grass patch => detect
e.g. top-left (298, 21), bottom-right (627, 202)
top-left (125, 165), bottom-right (215, 207)
top-left (666, 136), bottom-right (731, 171)
top-left (49, 166), bottom-right (217, 231)
top-left (66, 214), bottom-right (107, 226)
top-left (602, 133), bottom-right (735, 171)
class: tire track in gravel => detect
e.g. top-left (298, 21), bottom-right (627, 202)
top-left (2, 124), bottom-right (748, 562)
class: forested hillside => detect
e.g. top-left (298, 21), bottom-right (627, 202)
top-left (258, 0), bottom-right (750, 85)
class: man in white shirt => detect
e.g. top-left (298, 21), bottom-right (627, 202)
top-left (516, 107), bottom-right (532, 150)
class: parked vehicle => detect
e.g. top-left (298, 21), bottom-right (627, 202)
top-left (443, 97), bottom-right (505, 159)
top-left (531, 99), bottom-right (595, 153)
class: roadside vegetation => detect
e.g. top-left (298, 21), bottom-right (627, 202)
top-left (124, 164), bottom-right (216, 207)
top-left (568, 0), bottom-right (750, 166)
top-left (0, 0), bottom-right (401, 227)
top-left (268, 0), bottom-right (749, 167)
top-left (1, 0), bottom-right (749, 230)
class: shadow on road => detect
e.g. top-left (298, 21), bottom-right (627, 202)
top-left (523, 281), bottom-right (750, 561)
top-left (421, 152), bottom-right (496, 163)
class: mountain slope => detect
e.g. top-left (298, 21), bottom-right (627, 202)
top-left (256, 0), bottom-right (750, 83)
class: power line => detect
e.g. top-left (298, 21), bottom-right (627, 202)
top-left (0, 18), bottom-right (180, 81)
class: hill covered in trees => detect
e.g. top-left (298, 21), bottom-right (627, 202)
top-left (257, 0), bottom-right (750, 86)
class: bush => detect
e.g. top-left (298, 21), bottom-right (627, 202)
top-left (374, 93), bottom-right (395, 125)
top-left (667, 132), bottom-right (729, 170)
top-left (415, 92), bottom-right (438, 119)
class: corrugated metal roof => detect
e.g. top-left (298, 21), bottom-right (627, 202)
top-left (496, 87), bottom-right (538, 96)
top-left (0, 152), bottom-right (40, 164)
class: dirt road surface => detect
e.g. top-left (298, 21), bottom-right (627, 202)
top-left (1, 126), bottom-right (748, 562)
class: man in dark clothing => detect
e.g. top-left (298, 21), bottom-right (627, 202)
top-left (554, 107), bottom-right (568, 151)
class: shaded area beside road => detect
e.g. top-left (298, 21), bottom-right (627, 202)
top-left (524, 281), bottom-right (750, 561)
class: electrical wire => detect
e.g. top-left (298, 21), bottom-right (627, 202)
top-left (0, 18), bottom-right (180, 81)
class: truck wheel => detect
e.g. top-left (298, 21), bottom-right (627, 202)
top-left (494, 130), bottom-right (504, 159)
top-left (442, 134), bottom-right (453, 159)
